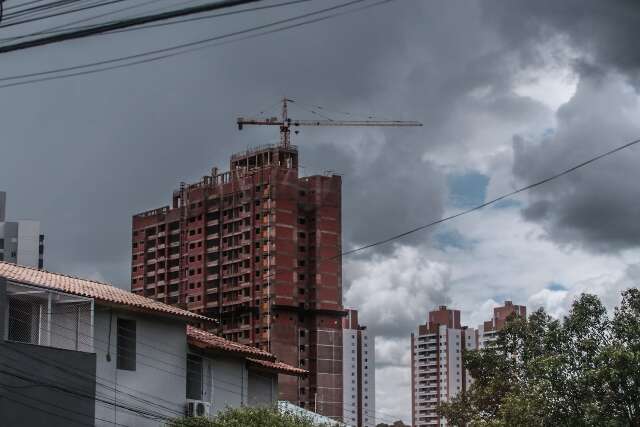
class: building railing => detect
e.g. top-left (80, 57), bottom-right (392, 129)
top-left (4, 281), bottom-right (94, 353)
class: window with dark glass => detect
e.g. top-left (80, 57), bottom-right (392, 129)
top-left (117, 318), bottom-right (136, 371)
top-left (186, 354), bottom-right (203, 400)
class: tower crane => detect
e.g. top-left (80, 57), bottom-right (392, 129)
top-left (237, 98), bottom-right (423, 146)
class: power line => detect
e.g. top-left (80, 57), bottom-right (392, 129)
top-left (6, 305), bottom-right (281, 402)
top-left (0, 369), bottom-right (160, 424)
top-left (4, 304), bottom-right (391, 422)
top-left (1, 0), bottom-right (87, 24)
top-left (340, 137), bottom-right (640, 257)
top-left (3, 0), bottom-right (51, 12)
top-left (99, 0), bottom-right (314, 36)
top-left (0, 0), bottom-right (126, 29)
top-left (0, 389), bottom-right (97, 427)
top-left (247, 134), bottom-right (640, 282)
top-left (2, 343), bottom-right (189, 418)
top-left (0, 0), bottom-right (176, 43)
top-left (0, 0), bottom-right (263, 53)
top-left (1, 0), bottom-right (313, 42)
top-left (0, 0), bottom-right (392, 89)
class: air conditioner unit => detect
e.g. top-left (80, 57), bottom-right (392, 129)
top-left (185, 399), bottom-right (211, 418)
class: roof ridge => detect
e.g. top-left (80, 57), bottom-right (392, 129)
top-left (0, 260), bottom-right (122, 288)
top-left (0, 262), bottom-right (214, 323)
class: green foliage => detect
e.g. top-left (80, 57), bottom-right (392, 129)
top-left (168, 405), bottom-right (330, 427)
top-left (375, 422), bottom-right (408, 427)
top-left (437, 289), bottom-right (640, 426)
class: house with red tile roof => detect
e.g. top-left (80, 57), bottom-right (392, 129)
top-left (0, 262), bottom-right (306, 426)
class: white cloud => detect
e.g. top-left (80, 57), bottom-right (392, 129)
top-left (346, 202), bottom-right (640, 423)
top-left (374, 365), bottom-right (412, 425)
top-left (344, 246), bottom-right (452, 338)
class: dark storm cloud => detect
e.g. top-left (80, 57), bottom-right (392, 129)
top-left (1, 0), bottom-right (538, 285)
top-left (513, 75), bottom-right (640, 252)
top-left (483, 0), bottom-right (640, 86)
top-left (476, 0), bottom-right (640, 253)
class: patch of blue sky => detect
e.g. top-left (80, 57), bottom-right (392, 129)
top-left (434, 229), bottom-right (476, 251)
top-left (546, 282), bottom-right (567, 292)
top-left (447, 171), bottom-right (489, 209)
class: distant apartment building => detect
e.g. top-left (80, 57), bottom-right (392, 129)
top-left (477, 300), bottom-right (527, 348)
top-left (130, 144), bottom-right (344, 418)
top-left (411, 302), bottom-right (527, 426)
top-left (411, 306), bottom-right (477, 427)
top-left (0, 192), bottom-right (44, 268)
top-left (342, 309), bottom-right (375, 427)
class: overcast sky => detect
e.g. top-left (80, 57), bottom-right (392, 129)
top-left (2, 0), bottom-right (640, 423)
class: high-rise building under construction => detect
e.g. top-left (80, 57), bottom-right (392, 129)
top-left (130, 143), bottom-right (344, 418)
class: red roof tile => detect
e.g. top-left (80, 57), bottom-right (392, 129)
top-left (187, 326), bottom-right (274, 360)
top-left (0, 262), bottom-right (212, 323)
top-left (186, 326), bottom-right (306, 377)
top-left (246, 358), bottom-right (308, 377)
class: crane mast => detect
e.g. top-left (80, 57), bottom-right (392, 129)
top-left (237, 97), bottom-right (423, 147)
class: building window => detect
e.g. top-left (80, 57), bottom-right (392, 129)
top-left (186, 354), bottom-right (203, 400)
top-left (117, 318), bottom-right (136, 371)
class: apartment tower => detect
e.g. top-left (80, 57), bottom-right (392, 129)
top-left (411, 306), bottom-right (477, 427)
top-left (130, 144), bottom-right (344, 418)
top-left (342, 309), bottom-right (375, 427)
top-left (478, 300), bottom-right (526, 348)
top-left (0, 192), bottom-right (44, 268)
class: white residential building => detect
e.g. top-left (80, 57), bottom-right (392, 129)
top-left (411, 306), bottom-right (477, 427)
top-left (477, 301), bottom-right (527, 349)
top-left (342, 309), bottom-right (375, 427)
top-left (0, 192), bottom-right (44, 268)
top-left (0, 262), bottom-right (306, 427)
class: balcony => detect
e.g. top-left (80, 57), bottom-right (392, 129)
top-left (5, 281), bottom-right (94, 353)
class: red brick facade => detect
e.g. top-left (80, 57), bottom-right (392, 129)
top-left (131, 144), bottom-right (343, 417)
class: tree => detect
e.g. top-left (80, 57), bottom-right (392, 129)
top-left (437, 289), bottom-right (640, 426)
top-left (169, 406), bottom-right (331, 427)
top-left (375, 421), bottom-right (409, 427)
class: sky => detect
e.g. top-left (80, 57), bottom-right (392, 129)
top-left (2, 0), bottom-right (640, 423)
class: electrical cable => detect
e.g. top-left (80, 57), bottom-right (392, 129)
top-left (2, 343), bottom-right (188, 417)
top-left (0, 0), bottom-right (96, 26)
top-left (339, 137), bottom-right (640, 257)
top-left (0, 389), bottom-right (98, 427)
top-left (6, 305), bottom-right (278, 397)
top-left (227, 134), bottom-right (640, 279)
top-left (1, 0), bottom-right (314, 42)
top-left (99, 0), bottom-right (314, 36)
top-left (0, 0), bottom-right (393, 89)
top-left (0, 376), bottom-right (152, 425)
top-left (0, 0), bottom-right (127, 29)
top-left (2, 0), bottom-right (50, 12)
top-left (0, 358), bottom-right (176, 421)
top-left (0, 0), bottom-right (174, 43)
top-left (6, 304), bottom-right (401, 424)
top-left (0, 0), bottom-right (263, 52)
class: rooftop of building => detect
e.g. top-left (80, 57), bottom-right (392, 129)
top-left (0, 261), bottom-right (213, 324)
top-left (187, 326), bottom-right (307, 377)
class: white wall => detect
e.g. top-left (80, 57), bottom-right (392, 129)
top-left (16, 221), bottom-right (40, 267)
top-left (248, 369), bottom-right (277, 407)
top-left (93, 308), bottom-right (187, 427)
top-left (201, 354), bottom-right (247, 414)
top-left (360, 330), bottom-right (375, 427)
top-left (342, 329), bottom-right (357, 426)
